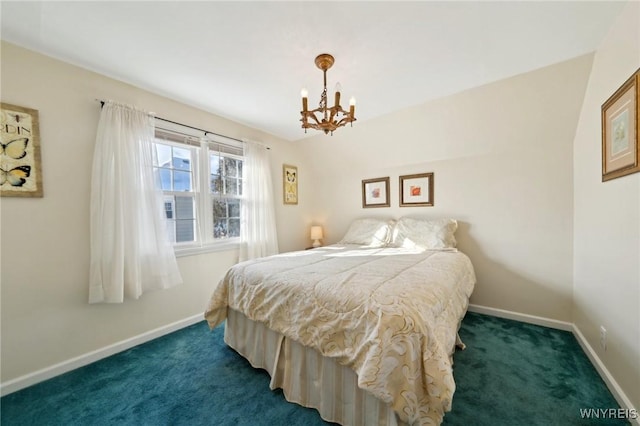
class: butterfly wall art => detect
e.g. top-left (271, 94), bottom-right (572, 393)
top-left (283, 164), bottom-right (298, 205)
top-left (0, 103), bottom-right (43, 197)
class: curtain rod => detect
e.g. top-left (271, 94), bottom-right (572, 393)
top-left (96, 99), bottom-right (269, 149)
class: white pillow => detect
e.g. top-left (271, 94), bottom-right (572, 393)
top-left (338, 218), bottom-right (394, 247)
top-left (389, 217), bottom-right (458, 249)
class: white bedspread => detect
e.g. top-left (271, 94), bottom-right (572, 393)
top-left (205, 245), bottom-right (476, 425)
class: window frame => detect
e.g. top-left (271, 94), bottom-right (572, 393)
top-left (153, 125), bottom-right (244, 256)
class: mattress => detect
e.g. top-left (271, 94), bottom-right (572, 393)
top-left (205, 245), bottom-right (476, 425)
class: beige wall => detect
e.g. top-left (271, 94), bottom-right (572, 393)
top-left (573, 1), bottom-right (640, 408)
top-left (298, 54), bottom-right (593, 323)
top-left (0, 41), bottom-right (310, 383)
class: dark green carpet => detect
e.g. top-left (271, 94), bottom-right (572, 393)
top-left (1, 312), bottom-right (628, 425)
top-left (444, 313), bottom-right (628, 426)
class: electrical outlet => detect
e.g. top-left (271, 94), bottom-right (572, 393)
top-left (600, 326), bottom-right (607, 351)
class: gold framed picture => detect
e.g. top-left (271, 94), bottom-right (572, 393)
top-left (399, 172), bottom-right (434, 207)
top-left (1, 103), bottom-right (43, 197)
top-left (601, 68), bottom-right (640, 182)
top-left (362, 176), bottom-right (390, 208)
top-left (283, 164), bottom-right (298, 204)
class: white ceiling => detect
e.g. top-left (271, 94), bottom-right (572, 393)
top-left (0, 1), bottom-right (627, 141)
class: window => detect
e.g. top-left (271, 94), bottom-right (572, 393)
top-left (211, 153), bottom-right (243, 238)
top-left (154, 143), bottom-right (196, 243)
top-left (152, 127), bottom-right (244, 249)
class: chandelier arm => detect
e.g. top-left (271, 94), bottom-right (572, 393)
top-left (307, 108), bottom-right (325, 116)
top-left (307, 106), bottom-right (326, 115)
top-left (335, 116), bottom-right (355, 127)
top-left (305, 113), bottom-right (323, 126)
top-left (328, 106), bottom-right (338, 123)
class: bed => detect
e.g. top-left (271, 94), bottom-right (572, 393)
top-left (205, 217), bottom-right (476, 425)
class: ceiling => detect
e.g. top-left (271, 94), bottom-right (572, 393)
top-left (0, 1), bottom-right (627, 141)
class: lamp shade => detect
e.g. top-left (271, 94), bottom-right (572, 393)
top-left (310, 225), bottom-right (324, 240)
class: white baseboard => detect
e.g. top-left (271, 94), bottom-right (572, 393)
top-left (572, 324), bottom-right (640, 425)
top-left (0, 313), bottom-right (204, 397)
top-left (467, 303), bottom-right (573, 331)
top-left (467, 304), bottom-right (638, 424)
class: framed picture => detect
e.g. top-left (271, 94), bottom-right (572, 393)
top-left (399, 172), bottom-right (433, 207)
top-left (283, 164), bottom-right (298, 204)
top-left (362, 177), bottom-right (390, 208)
top-left (1, 103), bottom-right (43, 197)
top-left (601, 68), bottom-right (640, 182)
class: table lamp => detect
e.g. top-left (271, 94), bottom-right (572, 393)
top-left (310, 225), bottom-right (324, 248)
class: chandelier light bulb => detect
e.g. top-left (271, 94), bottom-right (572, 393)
top-left (301, 88), bottom-right (309, 112)
top-left (335, 82), bottom-right (342, 93)
top-left (349, 97), bottom-right (356, 106)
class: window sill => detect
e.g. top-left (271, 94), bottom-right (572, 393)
top-left (174, 239), bottom-right (240, 258)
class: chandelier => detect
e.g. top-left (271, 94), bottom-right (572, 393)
top-left (300, 53), bottom-right (356, 135)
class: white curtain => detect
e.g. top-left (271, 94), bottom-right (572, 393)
top-left (89, 101), bottom-right (182, 303)
top-left (239, 141), bottom-right (279, 261)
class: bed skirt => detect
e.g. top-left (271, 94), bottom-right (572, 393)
top-left (225, 308), bottom-right (403, 426)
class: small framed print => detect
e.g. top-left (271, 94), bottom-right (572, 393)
top-left (1, 103), bottom-right (43, 197)
top-left (399, 172), bottom-right (433, 207)
top-left (283, 164), bottom-right (298, 204)
top-left (601, 68), bottom-right (640, 181)
top-left (362, 177), bottom-right (390, 208)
